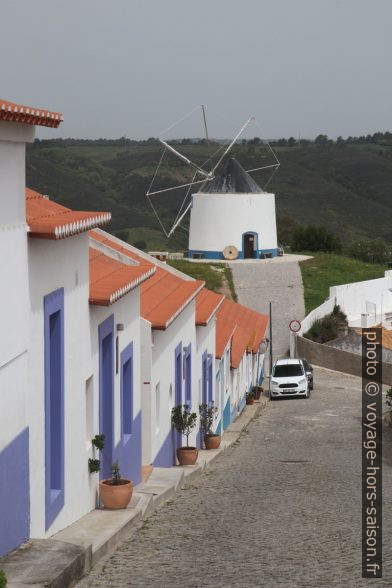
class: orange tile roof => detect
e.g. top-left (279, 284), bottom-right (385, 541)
top-left (89, 247), bottom-right (156, 306)
top-left (0, 98), bottom-right (63, 127)
top-left (90, 231), bottom-right (205, 329)
top-left (196, 288), bottom-right (225, 326)
top-left (216, 299), bottom-right (268, 368)
top-left (26, 188), bottom-right (111, 239)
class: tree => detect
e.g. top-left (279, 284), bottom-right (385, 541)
top-left (315, 134), bottom-right (329, 144)
top-left (291, 225), bottom-right (342, 253)
top-left (287, 137), bottom-right (297, 147)
top-left (171, 405), bottom-right (197, 448)
top-left (132, 239), bottom-right (147, 251)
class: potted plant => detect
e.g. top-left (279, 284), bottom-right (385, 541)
top-left (253, 385), bottom-right (263, 400)
top-left (246, 391), bottom-right (255, 405)
top-left (171, 404), bottom-right (198, 465)
top-left (88, 433), bottom-right (105, 474)
top-left (199, 403), bottom-right (221, 449)
top-left (99, 461), bottom-right (133, 509)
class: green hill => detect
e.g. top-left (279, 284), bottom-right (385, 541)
top-left (26, 138), bottom-right (392, 251)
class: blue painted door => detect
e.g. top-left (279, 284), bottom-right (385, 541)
top-left (185, 345), bottom-right (191, 410)
top-left (202, 351), bottom-right (207, 405)
top-left (207, 355), bottom-right (213, 405)
top-left (118, 343), bottom-right (142, 484)
top-left (99, 316), bottom-right (114, 479)
top-left (175, 343), bottom-right (182, 448)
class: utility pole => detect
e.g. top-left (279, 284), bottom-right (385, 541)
top-left (269, 301), bottom-right (273, 391)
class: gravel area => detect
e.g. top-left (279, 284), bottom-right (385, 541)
top-left (230, 255), bottom-right (307, 361)
top-left (77, 368), bottom-right (392, 587)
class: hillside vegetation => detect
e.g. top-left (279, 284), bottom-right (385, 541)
top-left (26, 136), bottom-right (392, 252)
top-left (299, 253), bottom-right (386, 314)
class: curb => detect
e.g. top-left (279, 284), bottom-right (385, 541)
top-left (1, 397), bottom-right (269, 587)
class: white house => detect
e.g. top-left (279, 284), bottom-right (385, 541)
top-left (0, 97), bottom-right (156, 554)
top-left (0, 96), bottom-right (270, 560)
top-left (90, 231), bottom-right (207, 466)
top-left (188, 157), bottom-right (278, 260)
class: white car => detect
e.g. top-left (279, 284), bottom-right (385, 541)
top-left (270, 359), bottom-right (309, 399)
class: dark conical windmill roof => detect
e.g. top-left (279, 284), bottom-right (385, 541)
top-left (204, 157), bottom-right (263, 194)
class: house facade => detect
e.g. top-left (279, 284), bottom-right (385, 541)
top-left (0, 97), bottom-right (269, 559)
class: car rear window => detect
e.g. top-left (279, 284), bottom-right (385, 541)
top-left (273, 364), bottom-right (304, 377)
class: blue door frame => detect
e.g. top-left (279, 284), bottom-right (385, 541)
top-left (44, 288), bottom-right (64, 531)
top-left (175, 343), bottom-right (182, 448)
top-left (185, 344), bottom-right (192, 409)
top-left (207, 355), bottom-right (213, 404)
top-left (99, 315), bottom-right (115, 479)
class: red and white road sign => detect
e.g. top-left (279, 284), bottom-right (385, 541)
top-left (289, 319), bottom-right (302, 333)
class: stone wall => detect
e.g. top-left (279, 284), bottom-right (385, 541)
top-left (296, 335), bottom-right (392, 385)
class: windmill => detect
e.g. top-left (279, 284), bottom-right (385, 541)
top-left (146, 105), bottom-right (280, 260)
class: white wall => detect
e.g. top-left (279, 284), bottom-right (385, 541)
top-left (28, 234), bottom-right (90, 537)
top-left (0, 123), bottom-right (34, 546)
top-left (27, 233), bottom-right (142, 538)
top-left (297, 270), bottom-right (392, 339)
top-left (330, 272), bottom-right (392, 326)
top-left (189, 192), bottom-right (278, 253)
top-left (196, 319), bottom-right (217, 428)
top-left (145, 300), bottom-right (197, 463)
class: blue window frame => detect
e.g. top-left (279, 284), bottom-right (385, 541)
top-left (44, 288), bottom-right (64, 530)
top-left (121, 343), bottom-right (133, 439)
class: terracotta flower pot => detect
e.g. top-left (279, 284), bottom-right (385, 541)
top-left (246, 398), bottom-right (254, 405)
top-left (204, 434), bottom-right (221, 450)
top-left (99, 479), bottom-right (133, 509)
top-left (176, 447), bottom-right (198, 465)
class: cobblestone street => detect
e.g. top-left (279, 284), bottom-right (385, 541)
top-left (78, 368), bottom-right (392, 587)
top-left (230, 256), bottom-right (308, 361)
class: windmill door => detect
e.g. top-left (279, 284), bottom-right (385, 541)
top-left (243, 233), bottom-right (255, 259)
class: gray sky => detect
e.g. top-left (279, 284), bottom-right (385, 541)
top-left (1, 0), bottom-right (391, 140)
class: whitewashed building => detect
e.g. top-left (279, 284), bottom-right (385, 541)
top-left (188, 157), bottom-right (278, 260)
top-left (0, 98), bottom-right (154, 554)
top-left (0, 97), bottom-right (269, 560)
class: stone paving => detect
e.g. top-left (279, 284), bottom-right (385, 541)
top-left (77, 367), bottom-right (392, 587)
top-left (230, 255), bottom-right (308, 362)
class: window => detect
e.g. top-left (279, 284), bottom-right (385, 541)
top-left (85, 375), bottom-right (94, 446)
top-left (169, 384), bottom-right (173, 413)
top-left (121, 343), bottom-right (133, 438)
top-left (273, 364), bottom-right (304, 377)
top-left (44, 288), bottom-right (64, 530)
top-left (155, 382), bottom-right (160, 432)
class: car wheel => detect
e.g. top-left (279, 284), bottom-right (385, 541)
top-left (269, 390), bottom-right (275, 401)
top-left (306, 388), bottom-right (310, 399)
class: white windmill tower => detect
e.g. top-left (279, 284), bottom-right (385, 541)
top-left (146, 106), bottom-right (280, 260)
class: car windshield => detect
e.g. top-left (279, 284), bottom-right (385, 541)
top-left (273, 364), bottom-right (304, 377)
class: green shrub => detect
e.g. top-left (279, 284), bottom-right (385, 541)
top-left (386, 388), bottom-right (392, 409)
top-left (304, 305), bottom-right (347, 343)
top-left (292, 225), bottom-right (342, 253)
top-left (0, 569), bottom-right (7, 588)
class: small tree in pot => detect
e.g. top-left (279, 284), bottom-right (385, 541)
top-left (246, 391), bottom-right (255, 405)
top-left (99, 461), bottom-right (133, 509)
top-left (199, 402), bottom-right (221, 449)
top-left (171, 404), bottom-right (198, 465)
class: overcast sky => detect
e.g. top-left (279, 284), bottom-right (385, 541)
top-left (1, 0), bottom-right (391, 140)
